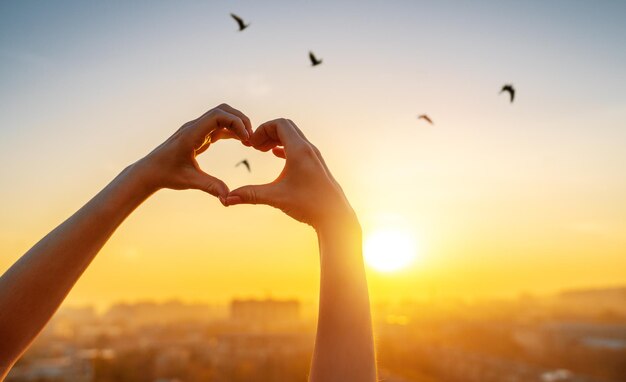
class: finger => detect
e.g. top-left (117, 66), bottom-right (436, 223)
top-left (194, 108), bottom-right (249, 144)
top-left (255, 140), bottom-right (282, 152)
top-left (202, 128), bottom-right (250, 154)
top-left (187, 170), bottom-right (230, 198)
top-left (195, 141), bottom-right (210, 155)
top-left (209, 128), bottom-right (239, 143)
top-left (216, 103), bottom-right (253, 138)
top-left (272, 146), bottom-right (286, 159)
top-left (287, 119), bottom-right (322, 159)
top-left (250, 119), bottom-right (306, 153)
top-left (195, 126), bottom-right (246, 156)
top-left (224, 184), bottom-right (277, 206)
top-left (193, 134), bottom-right (212, 155)
top-left (285, 119), bottom-right (339, 185)
top-left (194, 131), bottom-right (229, 155)
top-left (211, 109), bottom-right (250, 142)
top-left (286, 119), bottom-right (311, 143)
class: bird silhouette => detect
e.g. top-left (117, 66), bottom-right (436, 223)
top-left (500, 84), bottom-right (515, 103)
top-left (418, 114), bottom-right (434, 125)
top-left (309, 51), bottom-right (322, 66)
top-left (236, 159), bottom-right (251, 172)
top-left (230, 13), bottom-right (249, 31)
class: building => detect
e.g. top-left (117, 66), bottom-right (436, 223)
top-left (230, 299), bottom-right (300, 324)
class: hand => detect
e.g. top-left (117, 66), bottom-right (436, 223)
top-left (224, 118), bottom-right (356, 229)
top-left (133, 104), bottom-right (252, 198)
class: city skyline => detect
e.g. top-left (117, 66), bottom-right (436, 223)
top-left (9, 289), bottom-right (626, 381)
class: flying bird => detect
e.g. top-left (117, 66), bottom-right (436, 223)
top-left (418, 114), bottom-right (434, 125)
top-left (230, 13), bottom-right (249, 31)
top-left (500, 84), bottom-right (515, 103)
top-left (236, 159), bottom-right (251, 172)
top-left (309, 51), bottom-right (322, 66)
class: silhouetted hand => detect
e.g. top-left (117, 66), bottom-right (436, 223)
top-left (224, 119), bottom-right (355, 229)
top-left (134, 104), bottom-right (252, 198)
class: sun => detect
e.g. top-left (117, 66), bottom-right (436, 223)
top-left (364, 229), bottom-right (418, 272)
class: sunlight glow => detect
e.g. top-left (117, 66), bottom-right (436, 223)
top-left (364, 229), bottom-right (417, 272)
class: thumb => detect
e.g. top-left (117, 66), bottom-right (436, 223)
top-left (187, 170), bottom-right (230, 199)
top-left (225, 184), bottom-right (276, 206)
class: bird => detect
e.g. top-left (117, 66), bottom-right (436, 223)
top-left (418, 114), bottom-right (434, 125)
top-left (230, 13), bottom-right (249, 31)
top-left (236, 159), bottom-right (251, 172)
top-left (500, 84), bottom-right (515, 103)
top-left (309, 51), bottom-right (322, 66)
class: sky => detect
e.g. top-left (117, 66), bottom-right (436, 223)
top-left (1, 0), bottom-right (625, 308)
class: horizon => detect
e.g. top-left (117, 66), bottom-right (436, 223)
top-left (1, 1), bottom-right (626, 308)
top-left (58, 284), bottom-right (626, 314)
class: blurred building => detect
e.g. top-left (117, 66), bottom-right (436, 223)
top-left (230, 299), bottom-right (299, 324)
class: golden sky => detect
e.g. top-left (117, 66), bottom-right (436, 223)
top-left (1, 1), bottom-right (625, 307)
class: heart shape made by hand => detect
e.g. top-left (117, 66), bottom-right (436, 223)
top-left (196, 136), bottom-right (285, 192)
top-left (153, 108), bottom-right (346, 227)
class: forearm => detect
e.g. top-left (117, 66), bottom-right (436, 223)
top-left (0, 163), bottom-right (153, 371)
top-left (0, 104), bottom-right (247, 378)
top-left (309, 215), bottom-right (377, 382)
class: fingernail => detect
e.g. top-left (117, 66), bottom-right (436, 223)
top-left (218, 196), bottom-right (226, 206)
top-left (225, 195), bottom-right (242, 206)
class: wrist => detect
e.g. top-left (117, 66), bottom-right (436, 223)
top-left (316, 207), bottom-right (364, 267)
top-left (315, 203), bottom-right (362, 240)
top-left (93, 162), bottom-right (157, 220)
top-left (122, 159), bottom-right (161, 198)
